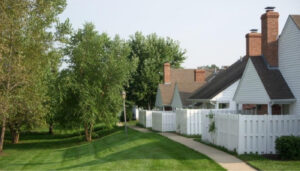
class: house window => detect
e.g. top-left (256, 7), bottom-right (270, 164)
top-left (218, 103), bottom-right (229, 109)
top-left (282, 104), bottom-right (290, 114)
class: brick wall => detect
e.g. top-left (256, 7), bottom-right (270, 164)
top-left (261, 11), bottom-right (279, 67)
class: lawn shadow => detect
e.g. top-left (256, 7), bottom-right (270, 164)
top-left (4, 127), bottom-right (121, 150)
top-left (57, 140), bottom-right (207, 170)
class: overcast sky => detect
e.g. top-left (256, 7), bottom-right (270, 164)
top-left (59, 0), bottom-right (300, 68)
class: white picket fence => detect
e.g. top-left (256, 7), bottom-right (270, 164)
top-left (176, 109), bottom-right (202, 135)
top-left (152, 111), bottom-right (176, 132)
top-left (202, 113), bottom-right (300, 154)
top-left (138, 110), bottom-right (153, 128)
top-left (175, 109), bottom-right (238, 135)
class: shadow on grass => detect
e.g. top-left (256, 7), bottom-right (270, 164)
top-left (54, 129), bottom-right (213, 170)
top-left (56, 140), bottom-right (208, 170)
top-left (4, 127), bottom-right (122, 150)
top-left (5, 125), bottom-right (107, 141)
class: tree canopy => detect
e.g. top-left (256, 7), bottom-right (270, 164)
top-left (59, 23), bottom-right (136, 141)
top-left (126, 32), bottom-right (186, 109)
top-left (0, 0), bottom-right (67, 150)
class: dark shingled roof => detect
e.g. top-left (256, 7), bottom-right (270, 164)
top-left (189, 56), bottom-right (248, 100)
top-left (250, 56), bottom-right (295, 99)
top-left (291, 15), bottom-right (300, 29)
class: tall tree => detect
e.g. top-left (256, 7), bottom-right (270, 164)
top-left (0, 0), bottom-right (67, 150)
top-left (126, 32), bottom-right (186, 109)
top-left (61, 23), bottom-right (135, 141)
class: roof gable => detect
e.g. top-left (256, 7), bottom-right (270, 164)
top-left (158, 83), bottom-right (175, 105)
top-left (234, 59), bottom-right (270, 103)
top-left (211, 79), bottom-right (240, 102)
top-left (171, 84), bottom-right (183, 108)
top-left (155, 87), bottom-right (163, 107)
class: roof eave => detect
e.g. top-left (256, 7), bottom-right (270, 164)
top-left (271, 98), bottom-right (296, 104)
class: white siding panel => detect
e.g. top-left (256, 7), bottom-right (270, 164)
top-left (171, 84), bottom-right (183, 109)
top-left (234, 60), bottom-right (270, 104)
top-left (212, 80), bottom-right (240, 110)
top-left (155, 88), bottom-right (163, 107)
top-left (279, 17), bottom-right (300, 115)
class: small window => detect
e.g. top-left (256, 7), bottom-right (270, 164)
top-left (219, 103), bottom-right (229, 109)
top-left (282, 104), bottom-right (290, 114)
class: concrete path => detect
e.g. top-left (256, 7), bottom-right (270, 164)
top-left (129, 126), bottom-right (256, 171)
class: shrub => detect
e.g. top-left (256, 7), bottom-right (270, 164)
top-left (275, 136), bottom-right (300, 159)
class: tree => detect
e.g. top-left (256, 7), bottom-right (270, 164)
top-left (0, 0), bottom-right (67, 150)
top-left (61, 23), bottom-right (135, 141)
top-left (126, 32), bottom-right (186, 109)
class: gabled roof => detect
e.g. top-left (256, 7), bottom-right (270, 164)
top-left (177, 82), bottom-right (206, 106)
top-left (170, 69), bottom-right (212, 83)
top-left (189, 56), bottom-right (248, 100)
top-left (250, 56), bottom-right (295, 100)
top-left (158, 68), bottom-right (212, 107)
top-left (158, 83), bottom-right (175, 105)
top-left (291, 15), bottom-right (300, 29)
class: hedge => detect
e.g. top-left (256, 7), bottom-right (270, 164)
top-left (275, 136), bottom-right (300, 160)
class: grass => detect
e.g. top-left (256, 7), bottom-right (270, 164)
top-left (194, 137), bottom-right (300, 171)
top-left (0, 127), bottom-right (224, 170)
top-left (239, 154), bottom-right (300, 171)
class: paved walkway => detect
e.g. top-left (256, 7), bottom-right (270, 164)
top-left (129, 126), bottom-right (256, 171)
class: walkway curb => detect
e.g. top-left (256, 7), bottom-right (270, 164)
top-left (129, 126), bottom-right (256, 171)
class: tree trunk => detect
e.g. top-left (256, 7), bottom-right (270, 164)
top-left (10, 127), bottom-right (19, 144)
top-left (0, 117), bottom-right (6, 152)
top-left (49, 124), bottom-right (53, 135)
top-left (84, 125), bottom-right (92, 142)
top-left (12, 132), bottom-right (19, 144)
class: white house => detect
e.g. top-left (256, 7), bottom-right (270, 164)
top-left (234, 8), bottom-right (296, 115)
top-left (278, 15), bottom-right (300, 115)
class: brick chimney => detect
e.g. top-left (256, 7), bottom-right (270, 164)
top-left (246, 29), bottom-right (262, 56)
top-left (194, 69), bottom-right (206, 82)
top-left (164, 63), bottom-right (171, 84)
top-left (261, 7), bottom-right (279, 67)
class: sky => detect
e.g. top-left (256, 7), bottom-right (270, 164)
top-left (59, 0), bottom-right (300, 69)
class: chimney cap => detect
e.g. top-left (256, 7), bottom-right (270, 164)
top-left (265, 6), bottom-right (275, 12)
top-left (250, 29), bottom-right (258, 33)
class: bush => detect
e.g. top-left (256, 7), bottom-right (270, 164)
top-left (275, 136), bottom-right (300, 159)
top-left (119, 105), bottom-right (133, 122)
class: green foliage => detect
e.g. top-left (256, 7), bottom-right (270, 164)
top-left (199, 64), bottom-right (219, 70)
top-left (208, 111), bottom-right (216, 133)
top-left (60, 23), bottom-right (135, 140)
top-left (0, 0), bottom-right (67, 146)
top-left (126, 32), bottom-right (186, 109)
top-left (275, 136), bottom-right (300, 160)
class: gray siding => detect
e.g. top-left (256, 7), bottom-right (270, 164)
top-left (155, 88), bottom-right (163, 107)
top-left (171, 84), bottom-right (183, 109)
top-left (234, 60), bottom-right (270, 104)
top-left (279, 16), bottom-right (300, 114)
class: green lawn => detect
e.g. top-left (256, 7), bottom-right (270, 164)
top-left (239, 154), bottom-right (300, 171)
top-left (194, 137), bottom-right (300, 171)
top-left (0, 127), bottom-right (224, 170)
